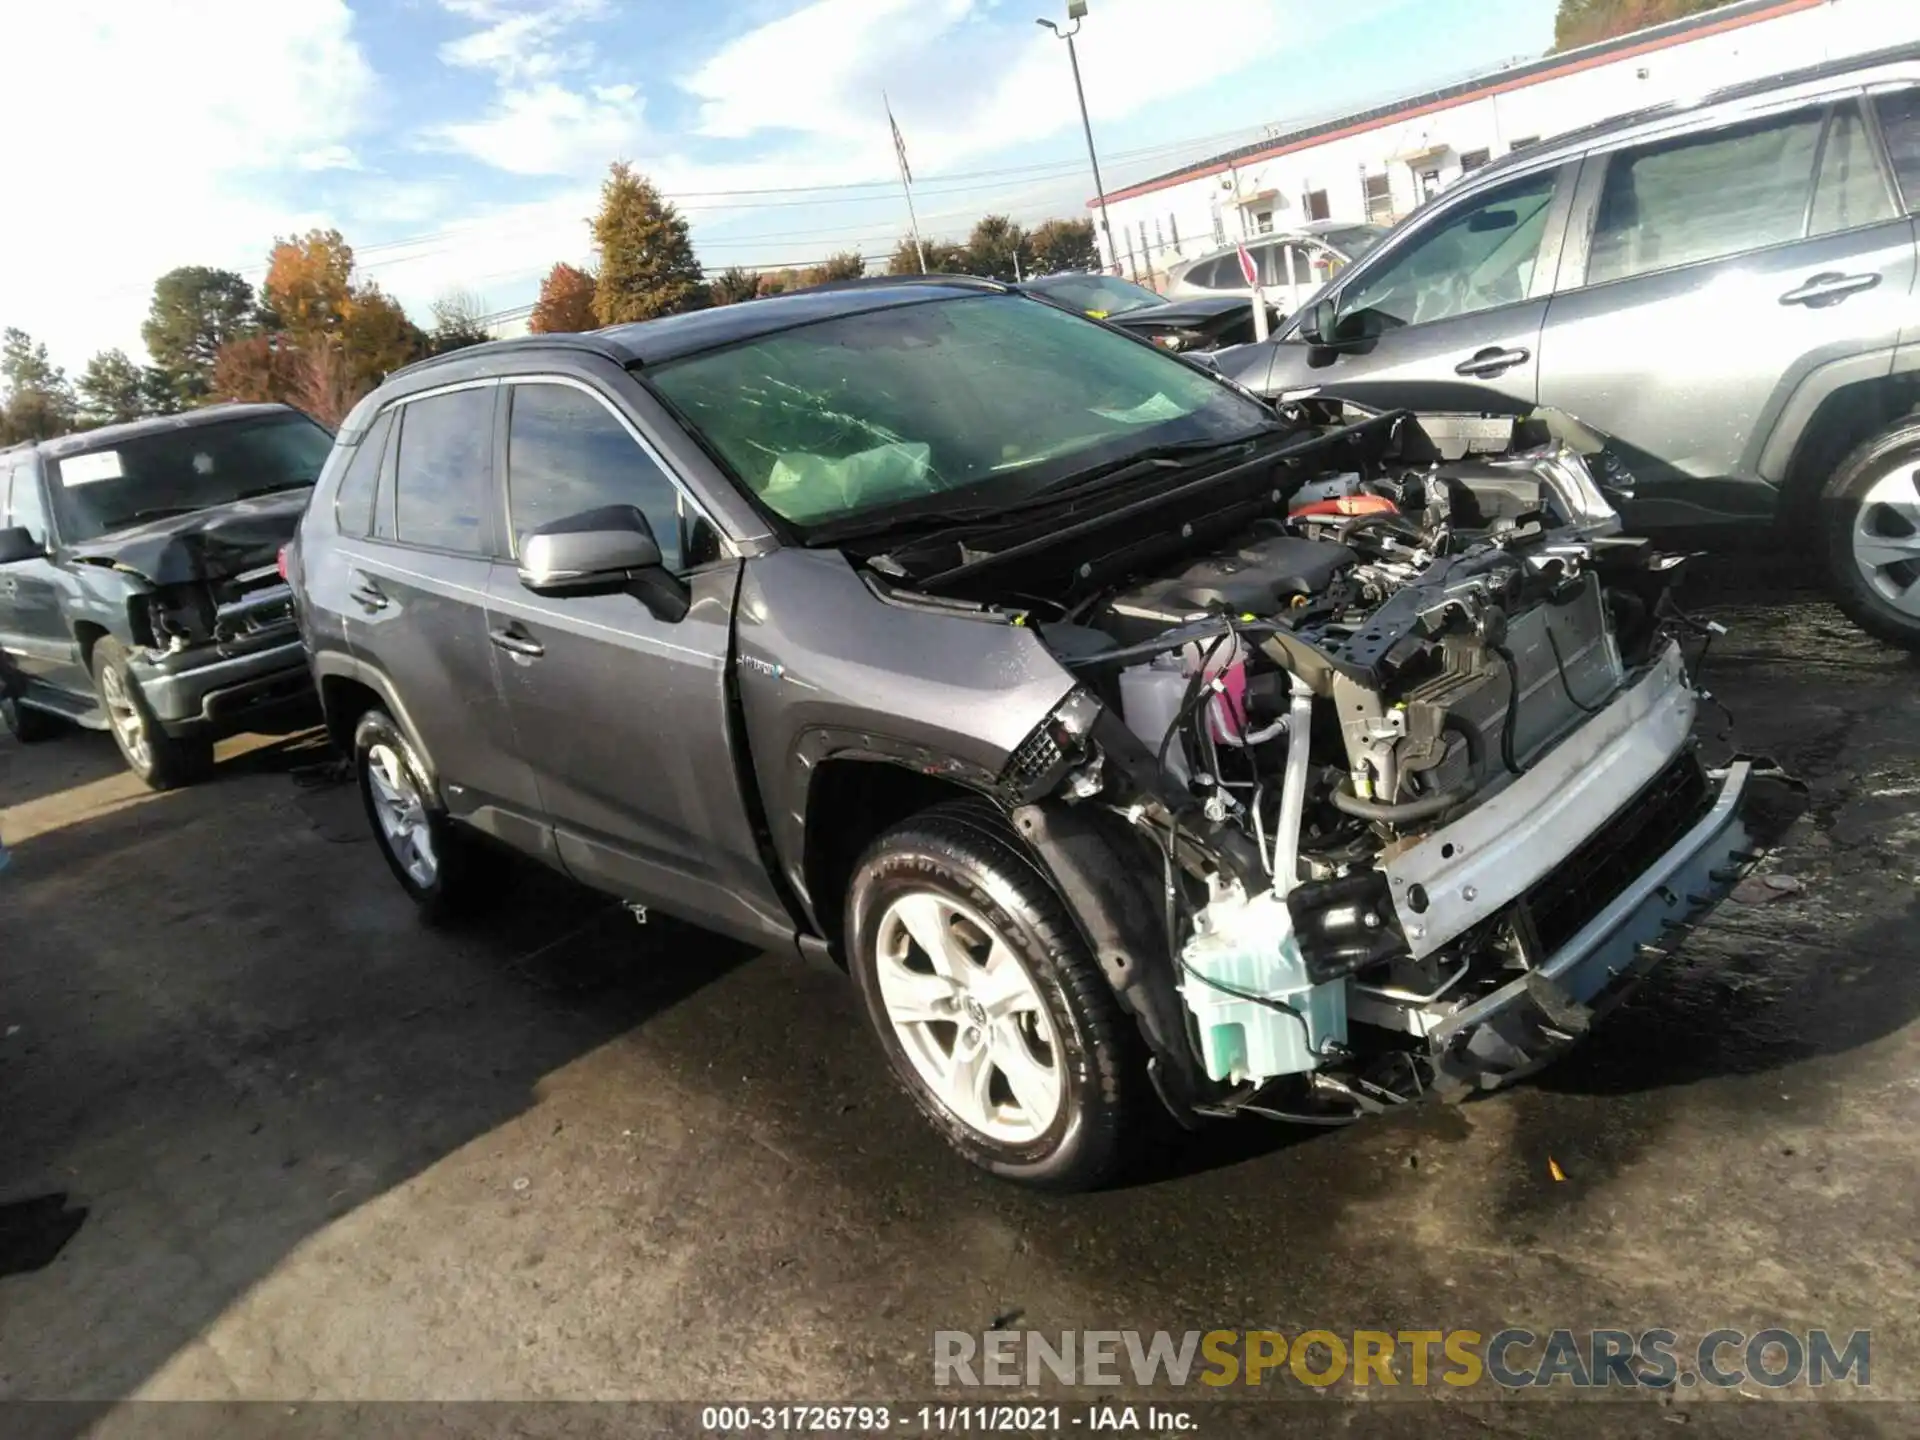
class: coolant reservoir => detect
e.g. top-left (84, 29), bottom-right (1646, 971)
top-left (1119, 658), bottom-right (1192, 784)
top-left (1180, 886), bottom-right (1347, 1084)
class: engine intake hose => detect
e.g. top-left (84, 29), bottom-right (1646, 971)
top-left (1330, 778), bottom-right (1476, 825)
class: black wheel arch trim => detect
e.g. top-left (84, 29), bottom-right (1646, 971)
top-left (311, 651), bottom-right (442, 794)
top-left (1009, 799), bottom-right (1211, 1124)
top-left (787, 730), bottom-right (1003, 935)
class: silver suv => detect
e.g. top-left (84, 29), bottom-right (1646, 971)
top-left (1216, 43), bottom-right (1920, 646)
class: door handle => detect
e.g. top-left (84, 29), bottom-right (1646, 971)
top-left (1779, 271), bottom-right (1881, 307)
top-left (346, 577), bottom-right (389, 613)
top-left (488, 625), bottom-right (545, 659)
top-left (1454, 346), bottom-right (1531, 378)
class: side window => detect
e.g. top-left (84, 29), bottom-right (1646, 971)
top-left (1586, 107), bottom-right (1825, 286)
top-left (333, 409), bottom-right (393, 539)
top-left (506, 383), bottom-right (700, 572)
top-left (392, 388), bottom-right (495, 554)
top-left (1873, 87), bottom-right (1920, 212)
top-left (1811, 101), bottom-right (1897, 236)
top-left (1192, 257), bottom-right (1230, 289)
top-left (1338, 168), bottom-right (1559, 330)
top-left (7, 464), bottom-right (51, 547)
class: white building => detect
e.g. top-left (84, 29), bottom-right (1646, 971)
top-left (1093, 0), bottom-right (1914, 281)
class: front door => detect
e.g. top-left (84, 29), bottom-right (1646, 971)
top-left (1539, 97), bottom-right (1917, 526)
top-left (1272, 163), bottom-right (1576, 415)
top-left (0, 460), bottom-right (83, 696)
top-left (484, 376), bottom-right (792, 947)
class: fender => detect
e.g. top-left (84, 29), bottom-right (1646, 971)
top-left (310, 649), bottom-right (444, 793)
top-left (1755, 343), bottom-right (1913, 484)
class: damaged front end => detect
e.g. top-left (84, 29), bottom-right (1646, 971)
top-left (80, 509), bottom-right (312, 735)
top-left (945, 409), bottom-right (1793, 1125)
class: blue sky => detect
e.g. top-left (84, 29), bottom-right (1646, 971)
top-left (0, 0), bottom-right (1559, 369)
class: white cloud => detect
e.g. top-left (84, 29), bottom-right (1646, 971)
top-left (685, 0), bottom-right (972, 143)
top-left (682, 0), bottom-right (1323, 171)
top-left (438, 0), bottom-right (606, 81)
top-left (432, 80), bottom-right (647, 176)
top-left (0, 0), bottom-right (373, 369)
top-left (427, 0), bottom-right (644, 175)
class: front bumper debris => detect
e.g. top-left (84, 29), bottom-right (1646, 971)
top-left (1425, 759), bottom-right (1756, 1093)
top-left (1383, 643), bottom-right (1697, 958)
top-left (131, 634), bottom-right (314, 735)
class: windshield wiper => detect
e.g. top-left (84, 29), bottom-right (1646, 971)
top-left (235, 482), bottom-right (315, 499)
top-left (1019, 430), bottom-right (1283, 502)
top-left (807, 429), bottom-right (1287, 546)
top-left (115, 507), bottom-right (201, 525)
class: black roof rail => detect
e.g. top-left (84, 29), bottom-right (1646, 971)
top-left (786, 273), bottom-right (1013, 297)
top-left (383, 331), bottom-right (623, 384)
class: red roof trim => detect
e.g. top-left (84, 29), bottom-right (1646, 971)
top-left (1089, 0), bottom-right (1826, 209)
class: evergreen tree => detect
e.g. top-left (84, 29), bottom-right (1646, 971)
top-left (590, 162), bottom-right (708, 325)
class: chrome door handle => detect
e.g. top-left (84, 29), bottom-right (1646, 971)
top-left (488, 626), bottom-right (545, 659)
top-left (1779, 271), bottom-right (1881, 307)
top-left (1454, 346), bottom-right (1531, 378)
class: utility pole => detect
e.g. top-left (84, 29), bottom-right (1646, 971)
top-left (1037, 2), bottom-right (1118, 276)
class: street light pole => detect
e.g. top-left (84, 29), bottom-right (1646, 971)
top-left (1037, 5), bottom-right (1120, 277)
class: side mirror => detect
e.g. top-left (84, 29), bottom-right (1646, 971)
top-left (0, 526), bottom-right (46, 565)
top-left (518, 504), bottom-right (689, 621)
top-left (1295, 298), bottom-right (1338, 345)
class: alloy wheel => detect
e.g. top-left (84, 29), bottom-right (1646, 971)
top-left (1850, 462), bottom-right (1920, 618)
top-left (98, 664), bottom-right (152, 773)
top-left (365, 741), bottom-right (438, 889)
top-left (873, 891), bottom-right (1063, 1143)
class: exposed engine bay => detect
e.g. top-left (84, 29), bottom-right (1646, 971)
top-left (862, 405), bottom-right (1753, 1125)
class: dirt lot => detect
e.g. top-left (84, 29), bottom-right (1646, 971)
top-left (2, 565), bottom-right (1918, 1437)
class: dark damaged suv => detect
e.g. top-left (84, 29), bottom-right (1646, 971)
top-left (0, 405), bottom-right (330, 786)
top-left (289, 279), bottom-right (1779, 1190)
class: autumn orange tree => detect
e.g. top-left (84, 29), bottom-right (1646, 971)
top-left (529, 262), bottom-right (599, 332)
top-left (215, 229), bottom-right (426, 422)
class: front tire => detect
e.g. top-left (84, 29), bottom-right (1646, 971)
top-left (352, 707), bottom-right (490, 924)
top-left (846, 801), bottom-right (1140, 1190)
top-left (1, 691), bottom-right (65, 744)
top-left (1823, 418), bottom-right (1920, 649)
top-left (90, 637), bottom-right (214, 788)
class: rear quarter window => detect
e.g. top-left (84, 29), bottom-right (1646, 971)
top-left (333, 409), bottom-right (393, 538)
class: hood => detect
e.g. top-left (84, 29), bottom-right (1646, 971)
top-left (65, 489), bottom-right (309, 587)
top-left (1112, 294), bottom-right (1252, 327)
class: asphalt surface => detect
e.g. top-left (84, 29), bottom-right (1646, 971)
top-left (2, 559), bottom-right (1917, 1438)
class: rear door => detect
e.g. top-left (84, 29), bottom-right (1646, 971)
top-left (336, 381), bottom-right (543, 839)
top-left (1275, 162), bottom-right (1577, 414)
top-left (1870, 82), bottom-right (1920, 346)
top-left (1538, 95), bottom-right (1915, 525)
top-left (484, 372), bottom-right (792, 946)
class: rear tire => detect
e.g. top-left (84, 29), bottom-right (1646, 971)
top-left (846, 800), bottom-right (1140, 1191)
top-left (0, 692), bottom-right (65, 744)
top-left (90, 637), bottom-right (215, 788)
top-left (1822, 418), bottom-right (1920, 649)
top-left (352, 707), bottom-right (492, 924)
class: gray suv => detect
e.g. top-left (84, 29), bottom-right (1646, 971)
top-left (289, 280), bottom-right (1774, 1188)
top-left (1216, 43), bottom-right (1920, 646)
top-left (0, 405), bottom-right (330, 785)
